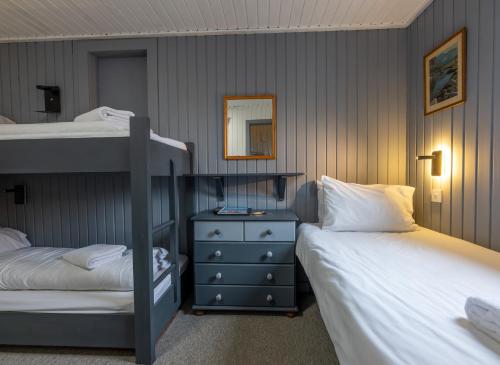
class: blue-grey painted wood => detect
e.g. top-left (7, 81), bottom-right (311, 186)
top-left (195, 263), bottom-right (295, 286)
top-left (192, 209), bottom-right (297, 311)
top-left (74, 38), bottom-right (159, 131)
top-left (244, 221), bottom-right (296, 242)
top-left (0, 312), bottom-right (134, 348)
top-left (0, 30), bottom-right (407, 227)
top-left (194, 242), bottom-right (295, 264)
top-left (96, 55), bottom-right (148, 116)
top-left (129, 116), bottom-right (156, 365)
top-left (195, 285), bottom-right (295, 307)
top-left (194, 221), bottom-right (244, 241)
top-left (191, 209), bottom-right (299, 221)
top-left (0, 174), bottom-right (171, 249)
top-left (407, 0), bottom-right (500, 251)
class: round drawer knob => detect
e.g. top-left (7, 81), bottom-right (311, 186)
top-left (215, 272), bottom-right (222, 280)
top-left (214, 250), bottom-right (222, 257)
top-left (214, 229), bottom-right (221, 235)
top-left (266, 229), bottom-right (273, 235)
top-left (266, 294), bottom-right (273, 302)
top-left (266, 251), bottom-right (273, 258)
top-left (266, 273), bottom-right (273, 280)
top-left (215, 294), bottom-right (222, 302)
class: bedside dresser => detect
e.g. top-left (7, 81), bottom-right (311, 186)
top-left (191, 209), bottom-right (299, 315)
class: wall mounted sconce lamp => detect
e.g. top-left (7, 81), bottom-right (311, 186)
top-left (417, 150), bottom-right (442, 176)
top-left (3, 184), bottom-right (26, 205)
top-left (36, 85), bottom-right (61, 113)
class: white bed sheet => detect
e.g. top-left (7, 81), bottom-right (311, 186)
top-left (0, 273), bottom-right (172, 313)
top-left (296, 224), bottom-right (500, 365)
top-left (0, 121), bottom-right (187, 150)
top-left (0, 289), bottom-right (135, 313)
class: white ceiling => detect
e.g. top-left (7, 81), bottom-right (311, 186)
top-left (0, 0), bottom-right (433, 42)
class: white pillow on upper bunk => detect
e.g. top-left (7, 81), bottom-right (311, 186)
top-left (0, 227), bottom-right (31, 254)
top-left (321, 176), bottom-right (417, 232)
top-left (0, 115), bottom-right (15, 124)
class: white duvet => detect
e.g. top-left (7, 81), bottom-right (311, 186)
top-left (0, 120), bottom-right (187, 150)
top-left (296, 224), bottom-right (500, 365)
top-left (0, 247), bottom-right (168, 291)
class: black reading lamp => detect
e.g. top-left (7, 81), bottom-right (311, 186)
top-left (417, 150), bottom-right (442, 176)
top-left (36, 85), bottom-right (61, 113)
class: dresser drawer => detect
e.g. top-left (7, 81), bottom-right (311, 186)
top-left (194, 222), bottom-right (244, 241)
top-left (244, 222), bottom-right (295, 241)
top-left (195, 285), bottom-right (295, 307)
top-left (195, 264), bottom-right (294, 286)
top-left (194, 242), bottom-right (294, 264)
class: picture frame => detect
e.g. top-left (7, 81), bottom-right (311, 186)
top-left (424, 28), bottom-right (467, 115)
top-left (224, 95), bottom-right (276, 160)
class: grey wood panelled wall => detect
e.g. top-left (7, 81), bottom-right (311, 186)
top-left (0, 174), bottom-right (171, 248)
top-left (159, 31), bottom-right (407, 222)
top-left (407, 0), bottom-right (500, 252)
top-left (0, 30), bottom-right (407, 245)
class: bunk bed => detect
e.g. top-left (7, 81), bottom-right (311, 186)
top-left (0, 117), bottom-right (194, 365)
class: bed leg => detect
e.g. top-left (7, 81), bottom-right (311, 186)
top-left (194, 310), bottom-right (205, 316)
top-left (286, 312), bottom-right (296, 318)
top-left (135, 346), bottom-right (156, 365)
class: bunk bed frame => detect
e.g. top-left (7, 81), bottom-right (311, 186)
top-left (0, 117), bottom-right (194, 365)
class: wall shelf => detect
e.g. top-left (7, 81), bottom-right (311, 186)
top-left (184, 173), bottom-right (304, 202)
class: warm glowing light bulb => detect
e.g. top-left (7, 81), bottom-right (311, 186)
top-left (435, 144), bottom-right (451, 181)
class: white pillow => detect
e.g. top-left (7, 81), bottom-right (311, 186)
top-left (0, 115), bottom-right (15, 124)
top-left (0, 227), bottom-right (32, 253)
top-left (321, 176), bottom-right (417, 232)
top-left (317, 180), bottom-right (325, 224)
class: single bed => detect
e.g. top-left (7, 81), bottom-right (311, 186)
top-left (296, 223), bottom-right (500, 365)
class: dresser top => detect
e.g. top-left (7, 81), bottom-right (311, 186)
top-left (191, 209), bottom-right (299, 221)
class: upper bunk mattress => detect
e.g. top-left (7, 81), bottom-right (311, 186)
top-left (296, 224), bottom-right (500, 365)
top-left (0, 121), bottom-right (187, 150)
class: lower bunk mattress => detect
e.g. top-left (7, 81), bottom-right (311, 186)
top-left (0, 247), bottom-right (189, 313)
top-left (1, 289), bottom-right (136, 313)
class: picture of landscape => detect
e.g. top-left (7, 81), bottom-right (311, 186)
top-left (429, 45), bottom-right (458, 105)
top-left (424, 28), bottom-right (466, 115)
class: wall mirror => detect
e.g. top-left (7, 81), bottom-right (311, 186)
top-left (224, 95), bottom-right (276, 160)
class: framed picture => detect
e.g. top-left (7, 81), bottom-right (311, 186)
top-left (424, 28), bottom-right (466, 115)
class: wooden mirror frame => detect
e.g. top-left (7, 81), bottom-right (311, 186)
top-left (224, 95), bottom-right (276, 160)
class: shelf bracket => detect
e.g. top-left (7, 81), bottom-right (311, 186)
top-left (213, 177), bottom-right (225, 202)
top-left (184, 173), bottom-right (303, 203)
top-left (276, 176), bottom-right (287, 201)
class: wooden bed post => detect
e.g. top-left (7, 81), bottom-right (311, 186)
top-left (130, 117), bottom-right (155, 365)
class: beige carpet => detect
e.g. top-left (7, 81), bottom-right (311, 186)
top-left (0, 295), bottom-right (338, 365)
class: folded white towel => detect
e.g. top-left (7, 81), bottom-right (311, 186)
top-left (74, 107), bottom-right (135, 123)
top-left (62, 244), bottom-right (127, 270)
top-left (465, 297), bottom-right (500, 343)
